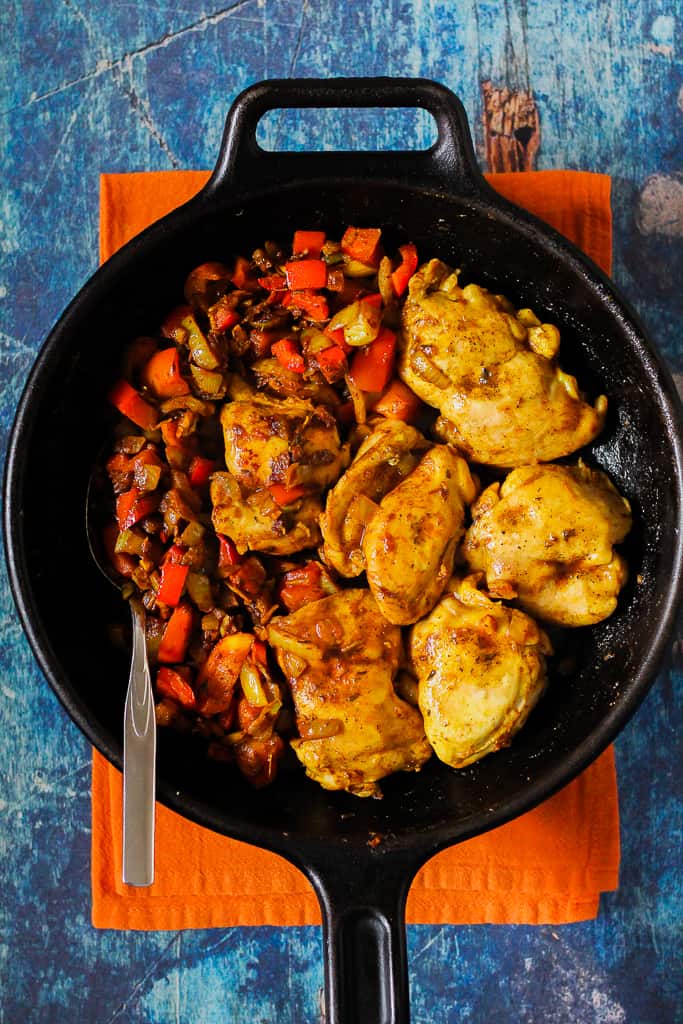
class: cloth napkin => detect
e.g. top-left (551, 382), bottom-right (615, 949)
top-left (92, 169), bottom-right (619, 930)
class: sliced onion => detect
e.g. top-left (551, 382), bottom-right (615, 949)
top-left (298, 718), bottom-right (343, 740)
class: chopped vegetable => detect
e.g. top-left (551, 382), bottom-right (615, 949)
top-left (188, 456), bottom-right (217, 488)
top-left (373, 378), bottom-right (423, 423)
top-left (157, 562), bottom-right (189, 606)
top-left (292, 230), bottom-right (325, 257)
top-left (341, 226), bottom-right (381, 266)
top-left (348, 327), bottom-right (397, 392)
top-left (268, 482), bottom-right (308, 506)
top-left (282, 290), bottom-right (329, 321)
top-left (257, 274), bottom-right (287, 291)
top-left (158, 602), bottom-right (194, 663)
top-left (391, 242), bottom-right (418, 296)
top-left (156, 666), bottom-right (197, 710)
top-left (218, 535), bottom-right (241, 570)
top-left (231, 255), bottom-right (258, 290)
top-left (328, 298), bottom-right (382, 347)
top-left (109, 380), bottom-right (158, 431)
top-left (272, 338), bottom-right (305, 374)
top-left (196, 633), bottom-right (254, 715)
top-left (285, 259), bottom-right (328, 291)
top-left (278, 562), bottom-right (326, 612)
top-left (141, 348), bottom-right (189, 398)
top-left (316, 344), bottom-right (348, 383)
top-left (115, 488), bottom-right (158, 531)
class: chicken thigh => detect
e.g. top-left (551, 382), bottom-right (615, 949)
top-left (409, 575), bottom-right (551, 768)
top-left (212, 395), bottom-right (349, 555)
top-left (319, 418), bottom-right (428, 576)
top-left (268, 589), bottom-right (432, 797)
top-left (463, 462), bottom-right (632, 626)
top-left (400, 259), bottom-right (607, 467)
top-left (363, 445), bottom-right (478, 624)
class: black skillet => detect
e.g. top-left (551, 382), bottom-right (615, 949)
top-left (4, 78), bottom-right (683, 1024)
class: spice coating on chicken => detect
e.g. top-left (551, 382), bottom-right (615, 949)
top-left (221, 395), bottom-right (349, 493)
top-left (409, 575), bottom-right (551, 768)
top-left (267, 589), bottom-right (432, 797)
top-left (399, 259), bottom-right (607, 467)
top-left (319, 418), bottom-right (428, 577)
top-left (363, 445), bottom-right (478, 625)
top-left (463, 462), bottom-right (632, 627)
top-left (212, 395), bottom-right (349, 555)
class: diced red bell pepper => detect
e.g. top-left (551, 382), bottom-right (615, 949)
top-left (361, 292), bottom-right (383, 308)
top-left (282, 290), bottom-right (329, 321)
top-left (157, 562), bottom-right (189, 607)
top-left (209, 297), bottom-right (240, 333)
top-left (257, 274), bottom-right (287, 291)
top-left (251, 639), bottom-right (268, 666)
top-left (348, 327), bottom-right (397, 393)
top-left (141, 347), bottom-right (189, 399)
top-left (188, 456), bottom-right (217, 488)
top-left (272, 338), bottom-right (305, 374)
top-left (268, 482), bottom-right (308, 506)
top-left (278, 562), bottom-right (326, 612)
top-left (156, 666), bottom-right (197, 711)
top-left (158, 602), bottom-right (194, 664)
top-left (109, 379), bottom-right (158, 431)
top-left (316, 344), bottom-right (347, 383)
top-left (324, 325), bottom-right (352, 354)
top-left (285, 259), bottom-right (328, 291)
top-left (218, 535), bottom-right (241, 571)
top-left (341, 226), bottom-right (382, 266)
top-left (162, 543), bottom-right (186, 565)
top-left (373, 378), bottom-right (423, 423)
top-left (391, 242), bottom-right (418, 296)
top-left (115, 488), bottom-right (158, 531)
top-left (292, 230), bottom-right (326, 258)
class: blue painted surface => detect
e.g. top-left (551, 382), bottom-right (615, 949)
top-left (1, 1), bottom-right (682, 1021)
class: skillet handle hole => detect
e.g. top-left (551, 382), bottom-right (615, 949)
top-left (256, 106), bottom-right (439, 153)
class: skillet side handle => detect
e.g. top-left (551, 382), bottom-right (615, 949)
top-left (307, 848), bottom-right (423, 1024)
top-left (202, 77), bottom-right (485, 198)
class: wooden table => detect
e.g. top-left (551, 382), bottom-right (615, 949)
top-left (1, 2), bottom-right (681, 1020)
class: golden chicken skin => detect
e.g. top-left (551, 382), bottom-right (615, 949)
top-left (211, 395), bottom-right (349, 555)
top-left (409, 575), bottom-right (551, 769)
top-left (363, 445), bottom-right (478, 625)
top-left (319, 418), bottom-right (428, 577)
top-left (463, 462), bottom-right (632, 627)
top-left (399, 259), bottom-right (607, 467)
top-left (268, 589), bottom-right (432, 797)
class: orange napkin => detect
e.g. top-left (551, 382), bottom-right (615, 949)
top-left (92, 169), bottom-right (619, 930)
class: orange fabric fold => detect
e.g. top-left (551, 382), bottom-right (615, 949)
top-left (92, 169), bottom-right (619, 930)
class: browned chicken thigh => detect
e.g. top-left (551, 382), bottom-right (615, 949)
top-left (319, 418), bottom-right (428, 576)
top-left (268, 589), bottom-right (432, 797)
top-left (320, 419), bottom-right (477, 624)
top-left (211, 394), bottom-right (349, 555)
top-left (463, 462), bottom-right (632, 626)
top-left (410, 575), bottom-right (551, 768)
top-left (400, 260), bottom-right (607, 467)
top-left (363, 445), bottom-right (477, 624)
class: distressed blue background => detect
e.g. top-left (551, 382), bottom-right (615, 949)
top-left (1, 2), bottom-right (682, 1022)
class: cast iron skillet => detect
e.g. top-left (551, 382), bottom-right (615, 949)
top-left (4, 78), bottom-right (683, 1023)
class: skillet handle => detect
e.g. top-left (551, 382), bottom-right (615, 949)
top-left (306, 847), bottom-right (423, 1024)
top-left (203, 77), bottom-right (485, 197)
